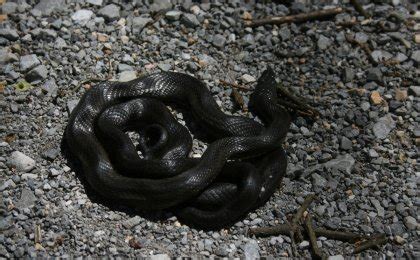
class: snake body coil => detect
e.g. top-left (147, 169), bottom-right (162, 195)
top-left (65, 68), bottom-right (291, 229)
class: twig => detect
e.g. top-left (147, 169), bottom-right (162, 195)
top-left (289, 227), bottom-right (298, 257)
top-left (292, 194), bottom-right (315, 225)
top-left (249, 224), bottom-right (367, 243)
top-left (304, 215), bottom-right (326, 260)
top-left (349, 0), bottom-right (370, 18)
top-left (277, 85), bottom-right (320, 118)
top-left (353, 234), bottom-right (387, 254)
top-left (246, 8), bottom-right (344, 27)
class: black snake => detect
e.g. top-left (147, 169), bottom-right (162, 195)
top-left (65, 68), bottom-right (291, 229)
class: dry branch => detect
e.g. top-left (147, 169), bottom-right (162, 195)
top-left (246, 8), bottom-right (344, 27)
top-left (349, 0), bottom-right (370, 18)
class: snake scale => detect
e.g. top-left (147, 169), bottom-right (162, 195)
top-left (65, 67), bottom-right (291, 229)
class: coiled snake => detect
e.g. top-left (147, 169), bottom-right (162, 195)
top-left (65, 68), bottom-right (291, 229)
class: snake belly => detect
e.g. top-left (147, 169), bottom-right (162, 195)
top-left (65, 68), bottom-right (291, 229)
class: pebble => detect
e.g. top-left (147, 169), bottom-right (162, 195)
top-left (212, 34), bottom-right (226, 48)
top-left (34, 0), bottom-right (64, 15)
top-left (395, 89), bottom-right (407, 101)
top-left (150, 0), bottom-right (172, 12)
top-left (366, 68), bottom-right (382, 82)
top-left (328, 255), bottom-right (344, 260)
top-left (86, 0), bottom-right (103, 6)
top-left (408, 86), bottom-right (420, 97)
top-left (25, 65), bottom-right (48, 83)
top-left (122, 216), bottom-right (142, 229)
top-left (370, 50), bottom-right (393, 63)
top-left (98, 4), bottom-right (120, 21)
top-left (181, 13), bottom-right (200, 28)
top-left (67, 99), bottom-right (79, 114)
top-left (15, 189), bottom-right (37, 209)
top-left (324, 154), bottom-right (355, 174)
top-left (372, 114), bottom-right (396, 139)
top-left (340, 137), bottom-right (352, 150)
top-left (71, 9), bottom-right (93, 25)
top-left (243, 240), bottom-right (260, 260)
top-left (342, 68), bottom-right (354, 83)
top-left (20, 55), bottom-right (41, 72)
top-left (7, 151), bottom-right (36, 172)
top-left (165, 11), bottom-right (182, 21)
top-left (132, 17), bottom-right (152, 34)
top-left (411, 50), bottom-right (420, 64)
top-left (0, 28), bottom-right (19, 41)
top-left (298, 241), bottom-right (310, 249)
top-left (404, 216), bottom-right (418, 230)
top-left (241, 74), bottom-right (256, 83)
top-left (370, 91), bottom-right (383, 105)
top-left (118, 71), bottom-right (137, 82)
top-left (1, 2), bottom-right (18, 14)
top-left (317, 35), bottom-right (331, 50)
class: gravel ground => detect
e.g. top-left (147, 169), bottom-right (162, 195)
top-left (1, 0), bottom-right (419, 258)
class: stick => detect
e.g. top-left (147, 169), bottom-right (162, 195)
top-left (353, 234), bottom-right (387, 254)
top-left (246, 8), bottom-right (344, 27)
top-left (292, 194), bottom-right (315, 225)
top-left (349, 0), bottom-right (370, 18)
top-left (276, 85), bottom-right (320, 118)
top-left (304, 215), bottom-right (326, 260)
top-left (249, 224), bottom-right (368, 243)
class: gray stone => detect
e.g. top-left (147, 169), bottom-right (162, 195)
top-left (324, 154), bottom-right (355, 174)
top-left (117, 63), bottom-right (133, 72)
top-left (328, 255), bottom-right (345, 260)
top-left (42, 148), bottom-right (59, 161)
top-left (342, 68), bottom-right (354, 83)
top-left (371, 199), bottom-right (385, 218)
top-left (34, 0), bottom-right (65, 15)
top-left (366, 68), bottom-right (382, 82)
top-left (132, 17), bottom-right (152, 34)
top-left (8, 151), bottom-right (36, 172)
top-left (312, 173), bottom-right (327, 188)
top-left (25, 65), bottom-right (48, 83)
top-left (243, 240), bottom-right (260, 260)
top-left (243, 34), bottom-right (255, 45)
top-left (212, 34), bottom-right (226, 48)
top-left (122, 216), bottom-right (142, 229)
top-left (71, 9), bottom-right (93, 25)
top-left (354, 32), bottom-right (369, 44)
top-left (278, 27), bottom-right (291, 41)
top-left (150, 254), bottom-right (170, 260)
top-left (0, 28), bottom-right (19, 41)
top-left (98, 4), bottom-right (120, 21)
top-left (150, 0), bottom-right (172, 12)
top-left (181, 13), bottom-right (200, 28)
top-left (370, 50), bottom-right (393, 63)
top-left (86, 0), bottom-right (103, 6)
top-left (165, 10), bottom-right (182, 21)
top-left (241, 74), bottom-right (256, 83)
top-left (158, 63), bottom-right (171, 71)
top-left (15, 188), bottom-right (37, 209)
top-left (1, 2), bottom-right (18, 14)
top-left (118, 71), bottom-right (137, 82)
top-left (67, 99), bottom-right (79, 114)
top-left (20, 49), bottom-right (36, 67)
top-left (373, 114), bottom-right (396, 139)
top-left (369, 149), bottom-right (379, 158)
top-left (0, 48), bottom-right (19, 64)
top-left (340, 137), bottom-right (352, 150)
top-left (408, 86), bottom-right (420, 97)
top-left (299, 240), bottom-right (310, 249)
top-left (404, 216), bottom-right (418, 230)
top-left (54, 37), bottom-right (67, 49)
top-left (317, 35), bottom-right (331, 50)
top-left (411, 50), bottom-right (420, 64)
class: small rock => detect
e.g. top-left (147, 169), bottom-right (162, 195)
top-left (0, 28), bottom-right (19, 41)
top-left (158, 63), bottom-right (171, 71)
top-left (366, 68), bottom-right (382, 82)
top-left (132, 17), bottom-right (152, 34)
top-left (67, 100), bottom-right (79, 114)
top-left (86, 0), bottom-right (103, 6)
top-left (241, 74), bottom-right (256, 83)
top-left (165, 10), bottom-right (182, 21)
top-left (370, 50), bottom-right (393, 63)
top-left (117, 63), bottom-right (133, 72)
top-left (42, 148), bottom-right (59, 161)
top-left (41, 79), bottom-right (58, 96)
top-left (354, 32), bottom-right (369, 44)
top-left (368, 149), bottom-right (379, 158)
top-left (340, 137), bottom-right (352, 150)
top-left (411, 50), bottom-right (420, 64)
top-left (71, 9), bottom-right (93, 25)
top-left (243, 34), bottom-right (255, 45)
top-left (1, 2), bottom-right (18, 14)
top-left (20, 54), bottom-right (41, 72)
top-left (15, 188), bottom-right (37, 209)
top-left (243, 240), bottom-right (260, 260)
top-left (415, 34), bottom-right (420, 44)
top-left (122, 216), bottom-right (142, 229)
top-left (408, 86), bottom-right (420, 97)
top-left (98, 4), bottom-right (120, 21)
top-left (328, 255), bottom-right (345, 260)
top-left (312, 173), bottom-right (327, 188)
top-left (324, 154), bottom-right (355, 174)
top-left (370, 91), bottom-right (383, 105)
top-left (150, 0), bottom-right (172, 12)
top-left (394, 235), bottom-right (405, 245)
top-left (212, 34), bottom-right (226, 48)
top-left (181, 13), bottom-right (199, 28)
top-left (25, 65), bottom-right (48, 83)
top-left (372, 114), bottom-right (396, 139)
top-left (404, 216), bottom-right (418, 230)
top-left (395, 89), bottom-right (407, 101)
top-left (34, 0), bottom-right (65, 15)
top-left (118, 71), bottom-right (137, 82)
top-left (150, 254), bottom-right (170, 260)
top-left (43, 183), bottom-right (51, 190)
top-left (298, 240), bottom-right (310, 249)
top-left (7, 151), bottom-right (36, 172)
top-left (342, 68), bottom-right (354, 83)
top-left (317, 35), bottom-right (331, 50)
